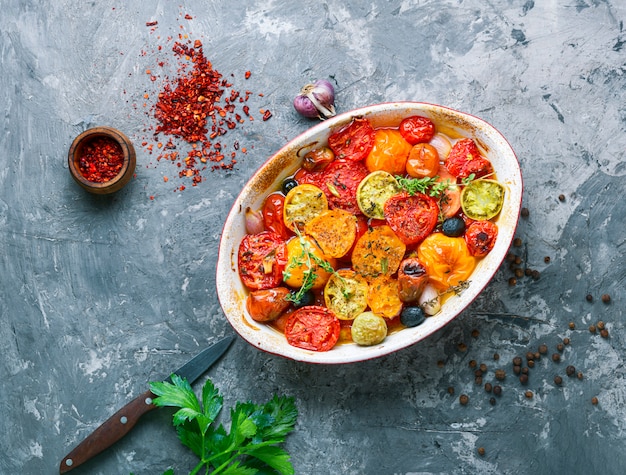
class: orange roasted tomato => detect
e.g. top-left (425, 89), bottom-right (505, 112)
top-left (364, 129), bottom-right (412, 175)
top-left (417, 233), bottom-right (477, 291)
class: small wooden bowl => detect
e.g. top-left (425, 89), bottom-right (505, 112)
top-left (68, 126), bottom-right (136, 195)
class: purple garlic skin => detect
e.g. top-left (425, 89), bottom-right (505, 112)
top-left (293, 79), bottom-right (336, 119)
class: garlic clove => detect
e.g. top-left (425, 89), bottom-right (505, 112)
top-left (419, 284), bottom-right (441, 316)
top-left (245, 207), bottom-right (265, 234)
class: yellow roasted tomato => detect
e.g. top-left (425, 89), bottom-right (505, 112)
top-left (304, 209), bottom-right (357, 258)
top-left (364, 129), bottom-right (412, 175)
top-left (367, 275), bottom-right (403, 318)
top-left (417, 233), bottom-right (476, 291)
top-left (324, 269), bottom-right (369, 320)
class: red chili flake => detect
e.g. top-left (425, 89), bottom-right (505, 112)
top-left (78, 137), bottom-right (124, 183)
top-left (262, 110), bottom-right (272, 121)
top-left (245, 71), bottom-right (251, 79)
top-left (146, 21), bottom-right (158, 27)
top-left (185, 14), bottom-right (193, 20)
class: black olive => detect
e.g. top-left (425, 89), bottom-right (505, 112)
top-left (292, 290), bottom-right (315, 308)
top-left (400, 306), bottom-right (426, 327)
top-left (442, 217), bottom-right (466, 237)
top-left (281, 178), bottom-right (298, 195)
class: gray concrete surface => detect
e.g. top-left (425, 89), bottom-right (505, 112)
top-left (2, 0), bottom-right (626, 474)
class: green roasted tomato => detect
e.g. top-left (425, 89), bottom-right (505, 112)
top-left (351, 311), bottom-right (388, 346)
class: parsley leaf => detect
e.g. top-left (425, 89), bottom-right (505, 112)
top-left (149, 375), bottom-right (298, 475)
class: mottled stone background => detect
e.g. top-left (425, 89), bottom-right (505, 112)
top-left (1, 0), bottom-right (625, 474)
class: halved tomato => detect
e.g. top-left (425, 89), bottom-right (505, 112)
top-left (445, 138), bottom-right (493, 179)
top-left (283, 184), bottom-right (328, 231)
top-left (328, 117), bottom-right (376, 161)
top-left (406, 143), bottom-right (440, 178)
top-left (352, 225), bottom-right (406, 278)
top-left (238, 231), bottom-right (287, 290)
top-left (324, 269), bottom-right (369, 320)
top-left (319, 159), bottom-right (369, 215)
top-left (304, 209), bottom-right (357, 258)
top-left (384, 192), bottom-right (439, 246)
top-left (285, 306), bottom-right (340, 351)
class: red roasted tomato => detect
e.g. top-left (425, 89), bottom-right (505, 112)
top-left (319, 159), bottom-right (369, 215)
top-left (262, 193), bottom-right (293, 240)
top-left (464, 220), bottom-right (498, 257)
top-left (284, 305), bottom-right (341, 351)
top-left (384, 192), bottom-right (439, 246)
top-left (445, 138), bottom-right (493, 179)
top-left (238, 231), bottom-right (287, 290)
top-left (399, 115), bottom-right (435, 145)
top-left (328, 117), bottom-right (376, 161)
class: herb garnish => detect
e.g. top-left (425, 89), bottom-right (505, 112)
top-left (148, 375), bottom-right (298, 475)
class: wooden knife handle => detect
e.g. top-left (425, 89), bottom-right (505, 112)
top-left (59, 389), bottom-right (158, 474)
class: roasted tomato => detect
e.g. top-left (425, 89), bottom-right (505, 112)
top-left (302, 146), bottom-right (335, 172)
top-left (397, 257), bottom-right (429, 303)
top-left (304, 209), bottom-right (357, 258)
top-left (328, 117), bottom-right (376, 161)
top-left (406, 143), bottom-right (440, 178)
top-left (445, 138), bottom-right (493, 179)
top-left (384, 192), bottom-right (439, 246)
top-left (246, 287), bottom-right (291, 322)
top-left (238, 232), bottom-right (287, 290)
top-left (367, 275), bottom-right (403, 318)
top-left (465, 220), bottom-right (498, 257)
top-left (283, 184), bottom-right (328, 231)
top-left (364, 129), bottom-right (412, 175)
top-left (399, 115), bottom-right (436, 145)
top-left (319, 159), bottom-right (369, 215)
top-left (262, 193), bottom-right (292, 240)
top-left (284, 235), bottom-right (336, 290)
top-left (324, 269), bottom-right (369, 320)
top-left (352, 225), bottom-right (406, 278)
top-left (417, 233), bottom-right (476, 291)
top-left (285, 306), bottom-right (341, 351)
top-left (435, 169), bottom-right (461, 219)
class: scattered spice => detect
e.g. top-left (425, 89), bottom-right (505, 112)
top-left (601, 293), bottom-right (611, 304)
top-left (524, 390), bottom-right (534, 399)
top-left (459, 394), bottom-right (469, 405)
top-left (554, 375), bottom-right (563, 385)
top-left (484, 382), bottom-right (493, 393)
top-left (568, 321), bottom-right (576, 330)
top-left (566, 365), bottom-right (576, 377)
top-left (558, 194), bottom-right (565, 202)
top-left (551, 353), bottom-right (561, 363)
top-left (495, 369), bottom-right (506, 381)
top-left (78, 137), bottom-right (124, 183)
top-left (591, 396), bottom-right (599, 405)
top-left (477, 447), bottom-right (486, 456)
top-left (586, 294), bottom-right (593, 302)
top-left (520, 207), bottom-right (529, 217)
top-left (600, 329), bottom-right (609, 339)
top-left (140, 29), bottom-right (270, 193)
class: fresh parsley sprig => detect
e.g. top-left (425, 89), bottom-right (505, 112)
top-left (148, 375), bottom-right (298, 475)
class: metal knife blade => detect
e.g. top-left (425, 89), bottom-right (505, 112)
top-left (59, 335), bottom-right (235, 474)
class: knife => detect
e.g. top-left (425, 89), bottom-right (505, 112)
top-left (59, 335), bottom-right (235, 474)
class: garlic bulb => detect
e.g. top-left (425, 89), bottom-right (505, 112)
top-left (293, 79), bottom-right (336, 119)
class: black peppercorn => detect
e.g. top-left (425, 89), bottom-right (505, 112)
top-left (479, 363), bottom-right (487, 373)
top-left (495, 369), bottom-right (506, 381)
top-left (591, 396), bottom-right (599, 405)
top-left (568, 322), bottom-right (575, 330)
top-left (513, 365), bottom-right (521, 375)
top-left (478, 447), bottom-right (486, 456)
top-left (586, 294), bottom-right (593, 302)
top-left (601, 294), bottom-right (611, 304)
top-left (525, 390), bottom-right (534, 399)
top-left (554, 375), bottom-right (563, 385)
top-left (566, 365), bottom-right (576, 377)
top-left (489, 397), bottom-right (497, 406)
top-left (597, 321), bottom-right (605, 330)
top-left (484, 382), bottom-right (493, 393)
top-left (513, 356), bottom-right (523, 366)
top-left (448, 386), bottom-right (455, 395)
top-left (563, 337), bottom-right (570, 345)
top-left (521, 207), bottom-right (529, 217)
top-left (552, 353), bottom-right (561, 363)
top-left (493, 385), bottom-right (502, 396)
top-left (556, 343), bottom-right (564, 352)
top-left (469, 360), bottom-right (477, 368)
top-left (538, 344), bottom-right (548, 354)
top-left (589, 325), bottom-right (596, 334)
top-left (558, 194), bottom-right (565, 201)
top-left (519, 374), bottom-right (529, 385)
top-left (600, 329), bottom-right (609, 339)
top-left (460, 394), bottom-right (469, 405)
